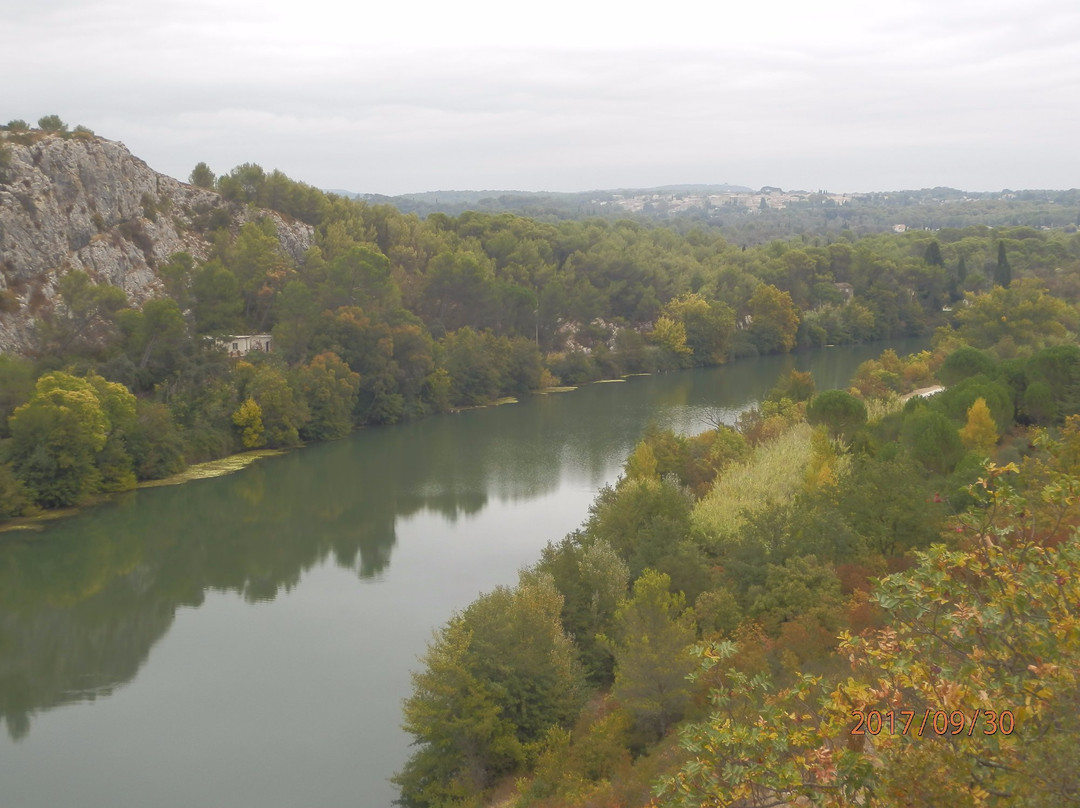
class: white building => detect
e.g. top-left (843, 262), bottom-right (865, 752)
top-left (216, 334), bottom-right (272, 357)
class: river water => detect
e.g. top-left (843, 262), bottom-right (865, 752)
top-left (0, 341), bottom-right (921, 807)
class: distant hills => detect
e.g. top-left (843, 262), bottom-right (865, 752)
top-left (325, 184), bottom-right (1080, 235)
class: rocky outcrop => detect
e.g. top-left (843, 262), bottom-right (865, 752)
top-left (0, 133), bottom-right (313, 354)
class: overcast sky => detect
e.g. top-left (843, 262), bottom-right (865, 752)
top-left (4, 0), bottom-right (1078, 195)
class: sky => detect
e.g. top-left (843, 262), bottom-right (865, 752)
top-left (3, 0), bottom-right (1079, 195)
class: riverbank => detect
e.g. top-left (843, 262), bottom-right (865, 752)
top-left (0, 449), bottom-right (284, 535)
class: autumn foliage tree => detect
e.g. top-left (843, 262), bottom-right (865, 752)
top-left (958, 396), bottom-right (998, 454)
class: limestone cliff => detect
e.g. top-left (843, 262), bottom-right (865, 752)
top-left (0, 133), bottom-right (313, 354)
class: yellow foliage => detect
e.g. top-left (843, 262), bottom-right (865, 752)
top-left (624, 440), bottom-right (658, 480)
top-left (958, 397), bottom-right (997, 454)
top-left (693, 423), bottom-right (813, 546)
top-left (232, 397), bottom-right (265, 449)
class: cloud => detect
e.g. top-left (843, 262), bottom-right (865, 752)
top-left (3, 0), bottom-right (1078, 193)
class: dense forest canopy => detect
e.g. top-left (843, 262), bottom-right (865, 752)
top-left (1, 140), bottom-right (1079, 519)
top-left (354, 186), bottom-right (1080, 245)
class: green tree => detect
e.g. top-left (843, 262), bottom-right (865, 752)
top-left (937, 345), bottom-right (996, 386)
top-left (297, 352), bottom-right (361, 441)
top-left (191, 261), bottom-right (244, 334)
top-left (806, 388), bottom-right (867, 441)
top-left (37, 114), bottom-right (67, 133)
top-left (116, 298), bottom-right (187, 385)
top-left (243, 364), bottom-right (305, 447)
top-left (954, 280), bottom-right (1076, 353)
top-left (924, 239), bottom-right (944, 267)
top-left (395, 573), bottom-right (585, 807)
top-left (748, 554), bottom-right (844, 636)
top-left (40, 270), bottom-right (128, 355)
top-left (535, 537), bottom-right (630, 683)
top-left (439, 327), bottom-right (505, 406)
top-left (994, 240), bottom-right (1012, 287)
top-left (601, 570), bottom-right (697, 744)
top-left (902, 407), bottom-right (964, 474)
top-left (125, 401), bottom-right (186, 480)
top-left (7, 372), bottom-right (110, 506)
top-left (0, 461), bottom-right (30, 518)
top-left (0, 355), bottom-right (35, 438)
top-left (226, 220), bottom-right (293, 329)
top-left (189, 162), bottom-right (215, 188)
top-left (585, 476), bottom-right (695, 582)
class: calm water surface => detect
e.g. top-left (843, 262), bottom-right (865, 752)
top-left (0, 342), bottom-right (921, 807)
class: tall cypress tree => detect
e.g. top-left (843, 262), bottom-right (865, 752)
top-left (924, 240), bottom-right (944, 267)
top-left (995, 241), bottom-right (1012, 288)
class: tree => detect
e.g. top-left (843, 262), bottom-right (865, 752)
top-left (39, 270), bottom-right (128, 355)
top-left (395, 573), bottom-right (585, 807)
top-left (958, 397), bottom-right (998, 454)
top-left (584, 476), bottom-right (695, 582)
top-left (0, 355), bottom-right (35, 438)
top-left (226, 220), bottom-right (293, 329)
top-left (232, 398), bottom-right (264, 449)
top-left (37, 114), bottom-right (67, 133)
top-left (924, 239), bottom-right (944, 267)
top-left (662, 293), bottom-right (735, 365)
top-left (191, 261), bottom-right (244, 334)
top-left (189, 162), bottom-right (215, 188)
top-left (748, 554), bottom-right (844, 636)
top-left (125, 401), bottom-right (186, 480)
top-left (535, 536), bottom-right (630, 683)
top-left (651, 315), bottom-right (692, 368)
top-left (297, 352), bottom-right (361, 441)
top-left (747, 283), bottom-right (800, 354)
top-left (601, 570), bottom-right (697, 744)
top-left (439, 327), bottom-right (505, 406)
top-left (994, 240), bottom-right (1012, 287)
top-left (243, 364), bottom-right (305, 447)
top-left (7, 372), bottom-right (113, 506)
top-left (806, 389), bottom-right (867, 441)
top-left (954, 280), bottom-right (1076, 353)
top-left (937, 374), bottom-right (1014, 432)
top-left (769, 369), bottom-right (816, 403)
top-left (937, 345), bottom-right (996, 386)
top-left (902, 406), bottom-right (965, 474)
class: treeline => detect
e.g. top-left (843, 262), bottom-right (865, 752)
top-left (393, 309), bottom-right (1080, 807)
top-left (355, 187), bottom-right (1080, 243)
top-left (1, 155), bottom-right (1079, 520)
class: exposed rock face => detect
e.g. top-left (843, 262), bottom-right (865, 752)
top-left (0, 134), bottom-right (313, 354)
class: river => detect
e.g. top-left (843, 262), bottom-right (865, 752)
top-left (0, 341), bottom-right (922, 807)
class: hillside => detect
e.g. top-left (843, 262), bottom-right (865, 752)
top-left (1, 122), bottom-right (1078, 525)
top-left (0, 132), bottom-right (311, 354)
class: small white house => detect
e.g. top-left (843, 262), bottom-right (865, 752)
top-left (217, 334), bottom-right (272, 357)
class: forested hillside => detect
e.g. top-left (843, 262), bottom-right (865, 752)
top-left (395, 311), bottom-right (1080, 808)
top-left (359, 186), bottom-right (1080, 245)
top-left (2, 121), bottom-right (1080, 529)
